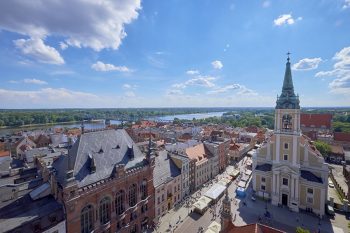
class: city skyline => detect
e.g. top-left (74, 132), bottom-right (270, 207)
top-left (1, 0), bottom-right (350, 108)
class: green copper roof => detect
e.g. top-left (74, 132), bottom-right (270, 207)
top-left (276, 55), bottom-right (300, 109)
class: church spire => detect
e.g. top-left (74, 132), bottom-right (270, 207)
top-left (276, 52), bottom-right (300, 109)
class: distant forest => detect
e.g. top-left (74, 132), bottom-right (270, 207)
top-left (0, 107), bottom-right (349, 132)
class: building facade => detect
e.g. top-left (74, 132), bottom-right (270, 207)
top-left (170, 152), bottom-right (190, 199)
top-left (153, 151), bottom-right (182, 221)
top-left (252, 56), bottom-right (328, 217)
top-left (52, 129), bottom-right (155, 233)
top-left (185, 144), bottom-right (213, 190)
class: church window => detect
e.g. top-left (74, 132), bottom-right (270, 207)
top-left (99, 197), bottom-right (111, 224)
top-left (140, 179), bottom-right (147, 200)
top-left (307, 188), bottom-right (313, 194)
top-left (282, 114), bottom-right (293, 131)
top-left (81, 205), bottom-right (94, 233)
top-left (307, 197), bottom-right (313, 204)
top-left (282, 178), bottom-right (288, 186)
top-left (129, 184), bottom-right (137, 207)
top-left (284, 143), bottom-right (289, 149)
top-left (283, 154), bottom-right (288, 161)
top-left (116, 190), bottom-right (125, 215)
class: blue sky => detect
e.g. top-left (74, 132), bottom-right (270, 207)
top-left (0, 0), bottom-right (349, 108)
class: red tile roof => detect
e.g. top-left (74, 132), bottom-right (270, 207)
top-left (334, 132), bottom-right (350, 142)
top-left (300, 113), bottom-right (332, 129)
top-left (225, 223), bottom-right (286, 233)
top-left (0, 151), bottom-right (10, 157)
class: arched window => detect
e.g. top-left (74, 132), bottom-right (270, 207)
top-left (129, 184), bottom-right (137, 207)
top-left (81, 205), bottom-right (94, 233)
top-left (140, 179), bottom-right (147, 200)
top-left (282, 114), bottom-right (292, 131)
top-left (99, 197), bottom-right (111, 224)
top-left (116, 190), bottom-right (125, 215)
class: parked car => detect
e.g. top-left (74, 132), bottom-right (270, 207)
top-left (328, 181), bottom-right (334, 188)
top-left (326, 204), bottom-right (335, 217)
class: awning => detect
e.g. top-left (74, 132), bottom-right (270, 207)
top-left (238, 181), bottom-right (246, 188)
top-left (204, 184), bottom-right (226, 200)
top-left (193, 196), bottom-right (212, 211)
top-left (205, 221), bottom-right (221, 233)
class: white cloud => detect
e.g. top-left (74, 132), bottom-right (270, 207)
top-left (91, 61), bottom-right (131, 72)
top-left (262, 1), bottom-right (271, 8)
top-left (125, 91), bottom-right (136, 97)
top-left (292, 58), bottom-right (322, 71)
top-left (0, 88), bottom-right (102, 108)
top-left (274, 14), bottom-right (301, 26)
top-left (8, 80), bottom-right (19, 84)
top-left (59, 42), bottom-right (68, 50)
top-left (166, 89), bottom-right (184, 96)
top-left (343, 0), bottom-right (350, 9)
top-left (122, 84), bottom-right (137, 89)
top-left (0, 0), bottom-right (141, 52)
top-left (23, 78), bottom-right (48, 85)
top-left (173, 76), bottom-right (216, 89)
top-left (186, 70), bottom-right (199, 75)
top-left (14, 38), bottom-right (64, 65)
top-left (315, 46), bottom-right (350, 94)
top-left (209, 84), bottom-right (257, 96)
top-left (211, 60), bottom-right (223, 69)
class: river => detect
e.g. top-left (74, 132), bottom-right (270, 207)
top-left (0, 112), bottom-right (225, 136)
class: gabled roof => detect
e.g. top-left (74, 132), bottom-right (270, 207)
top-left (334, 132), bottom-right (350, 142)
top-left (185, 143), bottom-right (213, 162)
top-left (300, 113), bottom-right (332, 129)
top-left (53, 129), bottom-right (146, 188)
top-left (153, 151), bottom-right (181, 187)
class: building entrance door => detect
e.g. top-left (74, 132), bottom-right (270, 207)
top-left (282, 194), bottom-right (288, 206)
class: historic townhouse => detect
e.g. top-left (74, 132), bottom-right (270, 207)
top-left (252, 55), bottom-right (329, 217)
top-left (185, 143), bottom-right (216, 189)
top-left (52, 129), bottom-right (155, 233)
top-left (153, 151), bottom-right (182, 220)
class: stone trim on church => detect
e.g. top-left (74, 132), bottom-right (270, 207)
top-left (252, 56), bottom-right (329, 217)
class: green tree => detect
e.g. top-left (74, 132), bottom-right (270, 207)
top-left (296, 227), bottom-right (310, 233)
top-left (314, 141), bottom-right (331, 157)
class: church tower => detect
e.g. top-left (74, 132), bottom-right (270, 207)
top-left (220, 190), bottom-right (232, 232)
top-left (252, 53), bottom-right (328, 217)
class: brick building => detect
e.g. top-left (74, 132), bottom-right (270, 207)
top-left (52, 129), bottom-right (155, 233)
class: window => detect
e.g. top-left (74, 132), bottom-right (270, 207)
top-left (129, 184), bottom-right (137, 207)
top-left (116, 190), bottom-right (125, 215)
top-left (162, 194), bottom-right (164, 202)
top-left (130, 224), bottom-right (137, 233)
top-left (261, 185), bottom-right (266, 191)
top-left (283, 154), bottom-right (288, 161)
top-left (307, 197), bottom-right (313, 204)
top-left (282, 178), bottom-right (288, 186)
top-left (157, 197), bottom-right (160, 204)
top-left (158, 208), bottom-right (160, 216)
top-left (307, 188), bottom-right (313, 194)
top-left (261, 177), bottom-right (266, 183)
top-left (99, 197), bottom-right (111, 224)
top-left (282, 114), bottom-right (292, 130)
top-left (140, 179), bottom-right (147, 200)
top-left (81, 205), bottom-right (94, 233)
top-left (284, 143), bottom-right (289, 149)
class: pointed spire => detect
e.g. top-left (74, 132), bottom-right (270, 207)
top-left (276, 52), bottom-right (300, 109)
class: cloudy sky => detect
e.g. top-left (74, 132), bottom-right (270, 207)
top-left (0, 0), bottom-right (350, 108)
